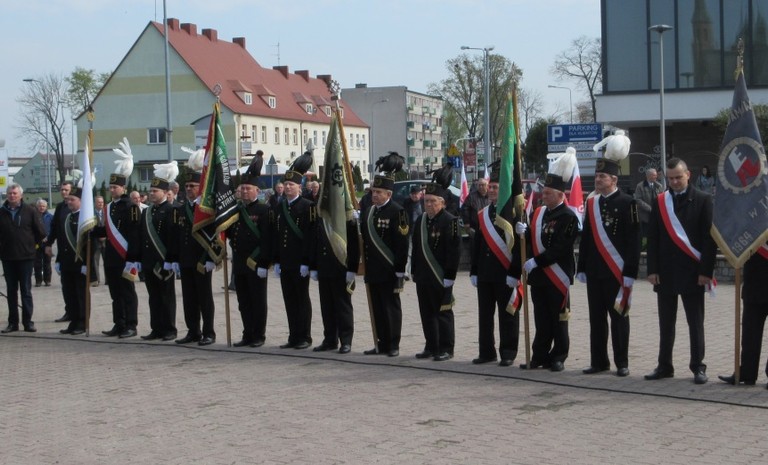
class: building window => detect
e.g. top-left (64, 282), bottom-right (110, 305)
top-left (322, 131), bottom-right (327, 145)
top-left (139, 167), bottom-right (152, 182)
top-left (355, 134), bottom-right (361, 149)
top-left (268, 96), bottom-right (276, 108)
top-left (324, 106), bottom-right (332, 117)
top-left (251, 125), bottom-right (257, 142)
top-left (244, 93), bottom-right (252, 105)
top-left (284, 128), bottom-right (290, 145)
top-left (274, 127), bottom-right (280, 144)
top-left (148, 128), bottom-right (166, 144)
top-left (361, 134), bottom-right (366, 149)
top-left (241, 124), bottom-right (247, 138)
top-left (261, 125), bottom-right (267, 143)
top-left (306, 103), bottom-right (313, 114)
top-left (292, 128), bottom-right (298, 145)
top-left (313, 130), bottom-right (318, 145)
top-left (303, 129), bottom-right (308, 145)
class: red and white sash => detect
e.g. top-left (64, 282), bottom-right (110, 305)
top-left (657, 192), bottom-right (717, 296)
top-left (531, 206), bottom-right (570, 306)
top-left (587, 196), bottom-right (631, 313)
top-left (758, 243), bottom-right (768, 260)
top-left (105, 202), bottom-right (129, 260)
top-left (506, 281), bottom-right (524, 315)
top-left (478, 206), bottom-right (511, 269)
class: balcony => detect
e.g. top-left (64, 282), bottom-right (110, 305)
top-left (406, 121), bottom-right (415, 128)
top-left (407, 138), bottom-right (415, 147)
top-left (408, 156), bottom-right (416, 164)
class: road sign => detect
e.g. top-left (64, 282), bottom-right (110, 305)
top-left (447, 144), bottom-right (460, 156)
top-left (547, 123), bottom-right (603, 144)
top-left (548, 142), bottom-right (596, 152)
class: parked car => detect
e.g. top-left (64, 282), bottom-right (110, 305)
top-left (391, 179), bottom-right (461, 206)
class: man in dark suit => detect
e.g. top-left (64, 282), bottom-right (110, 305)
top-left (268, 182), bottom-right (285, 212)
top-left (645, 157), bottom-right (716, 385)
top-left (719, 243), bottom-right (768, 387)
top-left (577, 158), bottom-right (640, 377)
top-left (633, 168), bottom-right (663, 246)
top-left (361, 174), bottom-right (409, 357)
top-left (411, 183), bottom-right (460, 361)
top-left (54, 188), bottom-right (87, 335)
top-left (274, 169), bottom-right (315, 349)
top-left (469, 173), bottom-right (520, 367)
top-left (44, 181), bottom-right (74, 322)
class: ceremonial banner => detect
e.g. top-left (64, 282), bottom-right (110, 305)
top-left (568, 161), bottom-right (584, 230)
top-left (459, 163), bottom-right (469, 207)
top-left (192, 102), bottom-right (239, 261)
top-left (318, 112), bottom-right (354, 267)
top-left (494, 93), bottom-right (525, 245)
top-left (76, 130), bottom-right (97, 260)
top-left (711, 69), bottom-right (768, 267)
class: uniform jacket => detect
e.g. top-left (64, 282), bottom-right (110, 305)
top-left (312, 217), bottom-right (360, 279)
top-left (647, 186), bottom-right (716, 294)
top-left (633, 179), bottom-right (663, 223)
top-left (411, 209), bottom-right (460, 286)
top-left (229, 199), bottom-right (273, 274)
top-left (168, 200), bottom-right (214, 269)
top-left (54, 209), bottom-right (85, 272)
top-left (577, 190), bottom-right (641, 280)
top-left (512, 202), bottom-right (579, 287)
top-left (470, 203), bottom-right (516, 283)
top-left (139, 201), bottom-right (175, 272)
top-left (361, 199), bottom-right (409, 283)
top-left (273, 196), bottom-right (314, 271)
top-left (0, 200), bottom-right (45, 261)
top-left (44, 200), bottom-right (69, 248)
top-left (92, 195), bottom-right (141, 267)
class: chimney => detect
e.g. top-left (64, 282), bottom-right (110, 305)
top-left (233, 37), bottom-right (246, 49)
top-left (296, 70), bottom-right (310, 82)
top-left (202, 28), bottom-right (218, 41)
top-left (317, 74), bottom-right (333, 87)
top-left (273, 65), bottom-right (289, 78)
top-left (355, 83), bottom-right (368, 88)
top-left (181, 23), bottom-right (197, 35)
top-left (166, 18), bottom-right (180, 31)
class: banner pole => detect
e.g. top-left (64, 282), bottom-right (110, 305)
top-left (222, 248), bottom-right (232, 347)
top-left (734, 267), bottom-right (742, 384)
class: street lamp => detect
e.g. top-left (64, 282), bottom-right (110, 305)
top-left (461, 45), bottom-right (495, 165)
top-left (23, 78), bottom-right (53, 203)
top-left (649, 24), bottom-right (673, 187)
top-left (370, 98), bottom-right (388, 174)
top-left (548, 85), bottom-right (573, 123)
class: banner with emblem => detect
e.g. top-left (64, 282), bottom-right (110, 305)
top-left (495, 92), bottom-right (525, 247)
top-left (711, 65), bottom-right (768, 268)
top-left (192, 102), bottom-right (239, 262)
top-left (76, 129), bottom-right (98, 260)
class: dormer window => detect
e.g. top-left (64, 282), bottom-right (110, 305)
top-left (243, 93), bottom-right (252, 105)
top-left (268, 96), bottom-right (276, 108)
top-left (324, 106), bottom-right (332, 117)
top-left (305, 103), bottom-right (314, 114)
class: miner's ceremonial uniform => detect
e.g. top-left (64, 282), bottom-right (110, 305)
top-left (140, 199), bottom-right (177, 340)
top-left (55, 208), bottom-right (87, 334)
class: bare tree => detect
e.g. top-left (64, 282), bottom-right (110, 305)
top-left (551, 36), bottom-right (602, 121)
top-left (17, 74), bottom-right (69, 184)
top-left (517, 87), bottom-right (544, 140)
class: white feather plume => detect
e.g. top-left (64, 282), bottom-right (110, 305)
top-left (153, 160), bottom-right (179, 183)
top-left (72, 168), bottom-right (96, 189)
top-left (112, 137), bottom-right (134, 176)
top-left (549, 147), bottom-right (578, 183)
top-left (181, 146), bottom-right (205, 172)
top-left (592, 129), bottom-right (631, 162)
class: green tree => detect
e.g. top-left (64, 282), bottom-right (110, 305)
top-left (551, 36), bottom-right (602, 122)
top-left (66, 67), bottom-right (110, 114)
top-left (713, 103), bottom-right (768, 146)
top-left (523, 118), bottom-right (556, 175)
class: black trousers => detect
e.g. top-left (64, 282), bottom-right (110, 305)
top-left (3, 259), bottom-right (34, 327)
top-left (416, 281), bottom-right (454, 355)
top-left (318, 276), bottom-right (354, 346)
top-left (34, 248), bottom-right (51, 284)
top-left (368, 279), bottom-right (402, 352)
top-left (656, 291), bottom-right (706, 374)
top-left (61, 270), bottom-right (86, 330)
top-left (530, 284), bottom-right (570, 364)
top-left (180, 267), bottom-right (215, 338)
top-left (739, 299), bottom-right (768, 382)
top-left (280, 271), bottom-right (312, 345)
top-left (104, 266), bottom-right (138, 331)
top-left (476, 281), bottom-right (519, 361)
top-left (144, 271), bottom-right (177, 336)
top-left (586, 277), bottom-right (630, 369)
top-left (234, 270), bottom-right (268, 343)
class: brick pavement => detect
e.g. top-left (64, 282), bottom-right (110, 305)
top-left (1, 267), bottom-right (767, 464)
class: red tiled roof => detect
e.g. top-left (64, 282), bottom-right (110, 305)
top-left (152, 19), bottom-right (368, 128)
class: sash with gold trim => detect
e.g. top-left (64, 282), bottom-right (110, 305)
top-left (366, 206), bottom-right (395, 268)
top-left (419, 214), bottom-right (454, 310)
top-left (587, 196), bottom-right (631, 315)
top-left (238, 201), bottom-right (262, 271)
top-left (530, 206), bottom-right (570, 309)
top-left (281, 199), bottom-right (303, 240)
top-left (144, 208), bottom-right (172, 280)
top-left (64, 212), bottom-right (78, 255)
top-left (105, 202), bottom-right (128, 260)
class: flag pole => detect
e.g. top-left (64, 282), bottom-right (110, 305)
top-left (222, 251), bottom-right (232, 347)
top-left (734, 267), bottom-right (742, 384)
top-left (512, 88), bottom-right (531, 367)
top-left (84, 235), bottom-right (93, 336)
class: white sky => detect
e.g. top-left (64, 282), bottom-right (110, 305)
top-left (0, 0), bottom-right (600, 156)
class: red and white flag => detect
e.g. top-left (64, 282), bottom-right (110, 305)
top-left (567, 161), bottom-right (584, 229)
top-left (459, 163), bottom-right (469, 207)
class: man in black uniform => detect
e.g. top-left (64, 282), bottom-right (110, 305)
top-left (470, 172), bottom-right (520, 367)
top-left (411, 183), bottom-right (460, 361)
top-left (274, 168), bottom-right (314, 349)
top-left (361, 174), bottom-right (409, 357)
top-left (577, 139), bottom-right (640, 377)
top-left (55, 187), bottom-right (87, 335)
top-left (169, 164), bottom-right (217, 346)
top-left (645, 157), bottom-right (715, 385)
top-left (94, 140), bottom-right (141, 339)
top-left (44, 181), bottom-right (74, 322)
top-left (514, 151), bottom-right (579, 372)
top-left (139, 164), bottom-right (177, 341)
top-left (719, 243), bottom-right (768, 387)
top-left (229, 172), bottom-right (273, 348)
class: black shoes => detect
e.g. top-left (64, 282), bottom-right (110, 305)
top-left (550, 361), bottom-right (565, 372)
top-left (59, 328), bottom-right (73, 334)
top-left (198, 336), bottom-right (215, 346)
top-left (472, 357), bottom-right (497, 365)
top-left (433, 352), bottom-right (452, 362)
top-left (499, 359), bottom-right (514, 367)
top-left (175, 334), bottom-right (201, 344)
top-left (338, 344), bottom-right (351, 354)
top-left (694, 370), bottom-right (708, 385)
top-left (519, 360), bottom-right (550, 370)
top-left (293, 341), bottom-right (311, 350)
top-left (312, 343), bottom-right (338, 352)
top-left (24, 323), bottom-right (37, 333)
top-left (616, 367), bottom-right (630, 377)
top-left (233, 340), bottom-right (252, 347)
top-left (2, 325), bottom-right (19, 334)
top-left (415, 351), bottom-right (434, 359)
top-left (118, 329), bottom-right (137, 339)
top-left (250, 340), bottom-right (265, 348)
top-left (102, 327), bottom-right (121, 337)
top-left (717, 374), bottom-right (756, 386)
top-left (363, 348), bottom-right (381, 355)
top-left (387, 350), bottom-right (399, 357)
top-left (582, 366), bottom-right (610, 375)
top-left (71, 328), bottom-right (85, 335)
top-left (162, 333), bottom-right (177, 341)
top-left (141, 332), bottom-right (161, 341)
top-left (279, 342), bottom-right (296, 349)
top-left (55, 314), bottom-right (71, 323)
top-left (644, 368), bottom-right (674, 380)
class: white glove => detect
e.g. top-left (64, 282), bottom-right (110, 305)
top-left (506, 276), bottom-right (518, 288)
top-left (55, 262), bottom-right (61, 275)
top-left (310, 270), bottom-right (318, 281)
top-left (443, 279), bottom-right (454, 288)
top-left (346, 271), bottom-right (356, 284)
top-left (81, 266), bottom-right (87, 275)
top-left (257, 267), bottom-right (267, 279)
top-left (395, 272), bottom-right (405, 278)
top-left (576, 272), bottom-right (587, 284)
top-left (172, 263), bottom-right (180, 275)
top-left (204, 261), bottom-right (215, 273)
top-left (122, 262), bottom-right (132, 275)
top-left (135, 262), bottom-right (142, 273)
top-left (163, 262), bottom-right (173, 271)
top-left (623, 276), bottom-right (635, 287)
top-left (300, 265), bottom-right (309, 277)
top-left (274, 263), bottom-right (281, 277)
top-left (515, 222), bottom-right (528, 235)
top-left (352, 210), bottom-right (360, 220)
top-left (523, 258), bottom-right (537, 275)
top-left (470, 275), bottom-right (478, 287)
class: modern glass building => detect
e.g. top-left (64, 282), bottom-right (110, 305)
top-left (596, 0), bottom-right (768, 186)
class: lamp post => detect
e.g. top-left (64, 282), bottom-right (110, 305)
top-left (548, 85), bottom-right (573, 123)
top-left (650, 24), bottom-right (672, 187)
top-left (23, 78), bottom-right (53, 203)
top-left (461, 45), bottom-right (495, 164)
top-left (369, 98), bottom-right (388, 174)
